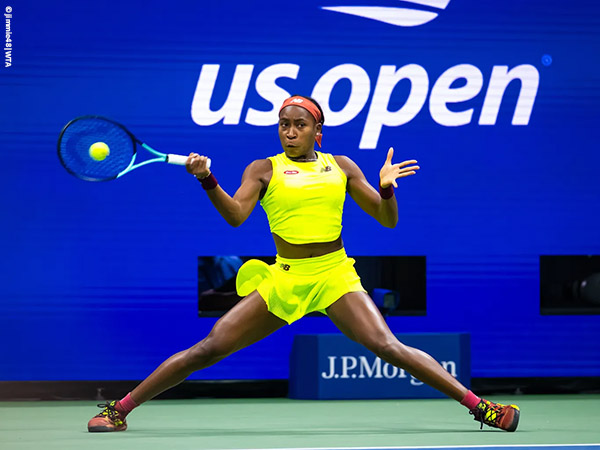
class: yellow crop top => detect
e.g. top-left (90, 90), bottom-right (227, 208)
top-left (260, 151), bottom-right (347, 244)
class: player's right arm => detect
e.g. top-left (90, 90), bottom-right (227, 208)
top-left (186, 154), bottom-right (271, 227)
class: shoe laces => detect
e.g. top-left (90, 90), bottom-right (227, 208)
top-left (469, 400), bottom-right (505, 429)
top-left (95, 400), bottom-right (124, 423)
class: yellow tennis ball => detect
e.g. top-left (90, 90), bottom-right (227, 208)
top-left (89, 142), bottom-right (110, 161)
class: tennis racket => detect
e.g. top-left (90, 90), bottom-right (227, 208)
top-left (57, 115), bottom-right (211, 181)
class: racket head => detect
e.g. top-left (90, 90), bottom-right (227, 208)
top-left (57, 116), bottom-right (138, 181)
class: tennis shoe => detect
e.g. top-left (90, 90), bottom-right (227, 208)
top-left (87, 400), bottom-right (128, 432)
top-left (469, 399), bottom-right (520, 432)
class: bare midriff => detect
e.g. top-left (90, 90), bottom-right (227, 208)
top-left (272, 233), bottom-right (343, 259)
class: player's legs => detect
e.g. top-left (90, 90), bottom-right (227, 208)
top-left (326, 291), bottom-right (467, 401)
top-left (326, 291), bottom-right (519, 431)
top-left (88, 290), bottom-right (285, 431)
top-left (132, 290), bottom-right (286, 403)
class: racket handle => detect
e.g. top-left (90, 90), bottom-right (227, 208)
top-left (167, 154), bottom-right (212, 169)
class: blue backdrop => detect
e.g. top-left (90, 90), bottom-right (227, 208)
top-left (1, 0), bottom-right (599, 381)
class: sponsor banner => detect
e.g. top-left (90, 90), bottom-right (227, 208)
top-left (289, 333), bottom-right (470, 399)
top-left (191, 62), bottom-right (539, 150)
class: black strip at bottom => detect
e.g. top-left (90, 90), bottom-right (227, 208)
top-left (1, 377), bottom-right (598, 401)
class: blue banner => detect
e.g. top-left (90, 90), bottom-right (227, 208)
top-left (290, 333), bottom-right (470, 399)
top-left (0, 0), bottom-right (599, 381)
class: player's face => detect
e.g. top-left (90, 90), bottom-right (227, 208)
top-left (278, 106), bottom-right (322, 158)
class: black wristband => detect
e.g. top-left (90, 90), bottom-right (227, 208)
top-left (197, 172), bottom-right (218, 190)
top-left (379, 184), bottom-right (394, 199)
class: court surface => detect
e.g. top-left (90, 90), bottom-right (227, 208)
top-left (1, 394), bottom-right (599, 450)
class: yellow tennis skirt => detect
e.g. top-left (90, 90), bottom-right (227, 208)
top-left (236, 248), bottom-right (366, 324)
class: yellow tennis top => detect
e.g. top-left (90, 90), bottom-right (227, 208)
top-left (260, 151), bottom-right (347, 244)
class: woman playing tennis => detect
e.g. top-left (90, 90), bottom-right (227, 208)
top-left (88, 95), bottom-right (520, 433)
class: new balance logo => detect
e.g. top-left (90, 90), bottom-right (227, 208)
top-left (322, 0), bottom-right (451, 27)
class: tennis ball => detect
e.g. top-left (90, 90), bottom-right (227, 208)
top-left (89, 142), bottom-right (110, 161)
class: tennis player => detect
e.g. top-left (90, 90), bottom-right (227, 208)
top-left (88, 95), bottom-right (520, 433)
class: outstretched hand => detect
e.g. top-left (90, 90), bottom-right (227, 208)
top-left (379, 147), bottom-right (419, 188)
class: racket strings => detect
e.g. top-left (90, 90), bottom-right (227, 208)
top-left (58, 118), bottom-right (135, 181)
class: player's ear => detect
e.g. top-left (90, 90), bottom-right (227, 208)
top-left (315, 122), bottom-right (322, 135)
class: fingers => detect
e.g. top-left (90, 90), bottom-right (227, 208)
top-left (396, 164), bottom-right (419, 178)
top-left (185, 153), bottom-right (211, 176)
top-left (379, 163), bottom-right (419, 187)
top-left (390, 163), bottom-right (420, 176)
top-left (396, 170), bottom-right (417, 179)
top-left (400, 164), bottom-right (420, 173)
top-left (385, 147), bottom-right (394, 164)
top-left (185, 153), bottom-right (195, 174)
top-left (384, 148), bottom-right (418, 171)
top-left (396, 159), bottom-right (418, 168)
top-left (380, 148), bottom-right (421, 188)
top-left (186, 153), bottom-right (209, 166)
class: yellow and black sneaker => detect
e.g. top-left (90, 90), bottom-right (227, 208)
top-left (470, 399), bottom-right (520, 432)
top-left (87, 401), bottom-right (128, 432)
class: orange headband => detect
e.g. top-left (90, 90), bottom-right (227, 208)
top-left (279, 96), bottom-right (323, 147)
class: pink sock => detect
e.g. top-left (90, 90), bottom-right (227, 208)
top-left (460, 390), bottom-right (481, 410)
top-left (116, 392), bottom-right (139, 416)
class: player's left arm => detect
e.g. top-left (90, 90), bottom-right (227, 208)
top-left (334, 148), bottom-right (419, 228)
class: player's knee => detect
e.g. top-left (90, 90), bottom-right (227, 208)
top-left (366, 338), bottom-right (408, 365)
top-left (184, 336), bottom-right (233, 369)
